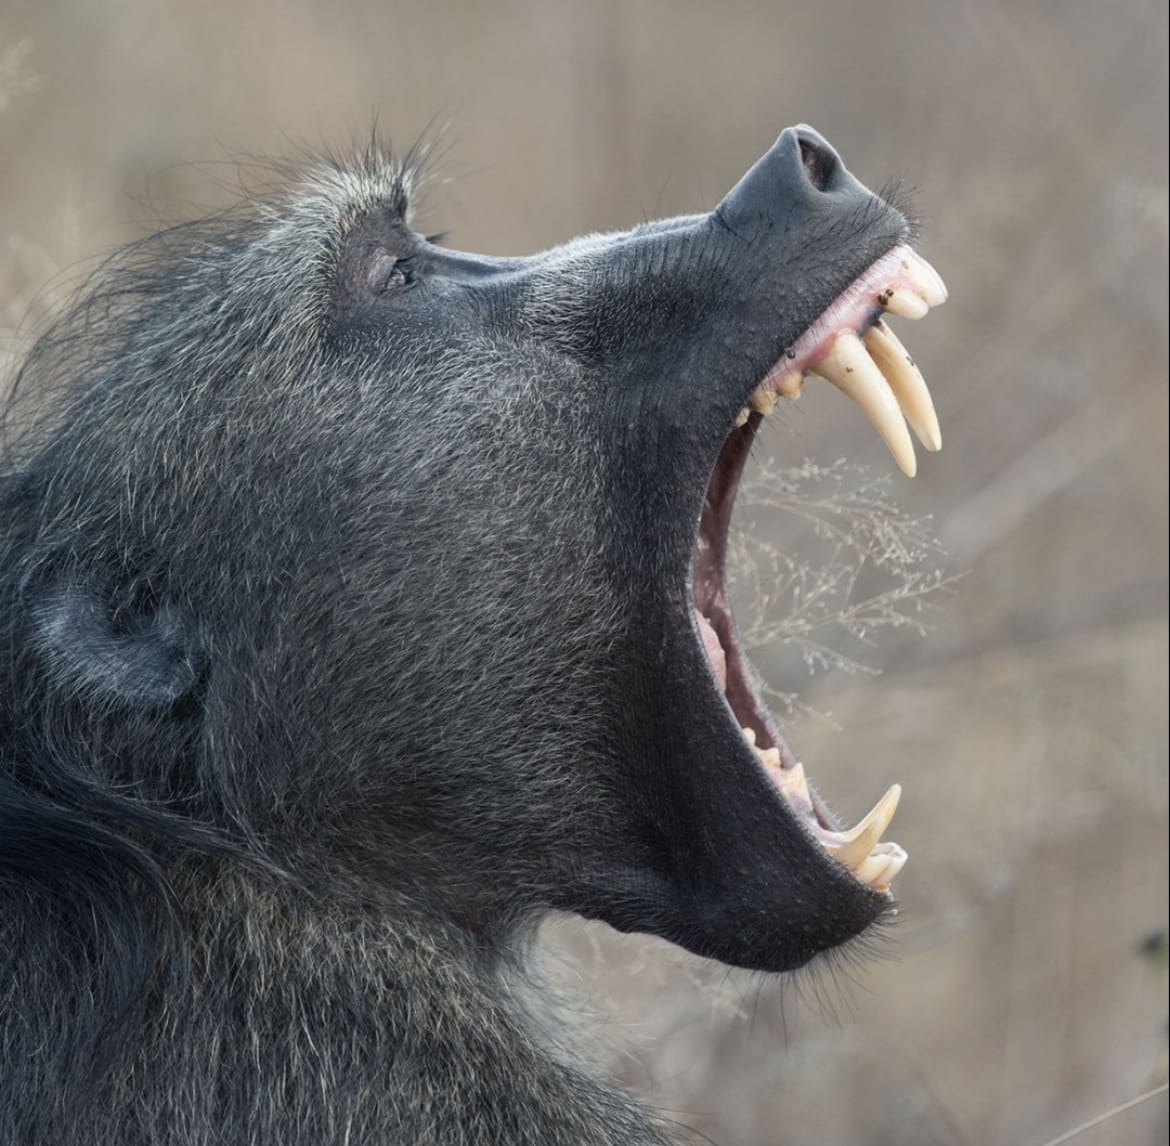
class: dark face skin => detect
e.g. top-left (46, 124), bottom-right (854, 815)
top-left (5, 126), bottom-right (911, 982)
top-left (328, 126), bottom-right (909, 969)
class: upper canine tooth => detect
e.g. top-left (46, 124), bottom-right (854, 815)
top-left (863, 320), bottom-right (942, 452)
top-left (811, 333), bottom-right (918, 477)
top-left (822, 784), bottom-right (902, 870)
top-left (900, 249), bottom-right (948, 307)
top-left (879, 287), bottom-right (930, 320)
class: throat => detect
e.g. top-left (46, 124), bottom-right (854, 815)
top-left (691, 414), bottom-right (781, 752)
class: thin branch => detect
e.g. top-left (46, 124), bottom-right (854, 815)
top-left (730, 460), bottom-right (957, 703)
top-left (1034, 1082), bottom-right (1168, 1146)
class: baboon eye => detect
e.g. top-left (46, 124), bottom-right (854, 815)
top-left (366, 250), bottom-right (415, 295)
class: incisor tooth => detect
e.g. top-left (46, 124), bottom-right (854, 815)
top-left (852, 852), bottom-right (890, 886)
top-left (900, 250), bottom-right (948, 307)
top-left (863, 320), bottom-right (941, 452)
top-left (734, 406), bottom-right (751, 427)
top-left (823, 784), bottom-right (902, 871)
top-left (741, 725), bottom-right (757, 747)
top-left (854, 842), bottom-right (908, 891)
top-left (812, 333), bottom-right (918, 477)
top-left (880, 287), bottom-right (929, 320)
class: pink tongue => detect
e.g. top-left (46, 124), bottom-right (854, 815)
top-left (696, 609), bottom-right (727, 692)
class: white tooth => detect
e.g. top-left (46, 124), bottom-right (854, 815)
top-left (776, 761), bottom-right (812, 809)
top-left (811, 333), bottom-right (918, 477)
top-left (854, 784), bottom-right (902, 840)
top-left (863, 320), bottom-right (942, 452)
top-left (749, 387), bottom-right (781, 416)
top-left (822, 784), bottom-right (902, 870)
top-left (852, 852), bottom-right (889, 885)
top-left (734, 406), bottom-right (751, 427)
top-left (757, 746), bottom-right (782, 772)
top-left (879, 287), bottom-right (929, 320)
top-left (899, 249), bottom-right (948, 306)
top-left (854, 842), bottom-right (908, 892)
top-left (777, 370), bottom-right (804, 399)
top-left (741, 725), bottom-right (757, 746)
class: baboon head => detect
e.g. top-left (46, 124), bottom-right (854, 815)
top-left (3, 126), bottom-right (946, 977)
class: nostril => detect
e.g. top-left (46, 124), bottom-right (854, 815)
top-left (798, 133), bottom-right (839, 193)
top-left (716, 126), bottom-right (854, 231)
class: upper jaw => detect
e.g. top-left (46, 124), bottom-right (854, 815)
top-left (736, 244), bottom-right (948, 477)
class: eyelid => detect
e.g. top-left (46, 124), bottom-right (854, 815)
top-left (366, 250), bottom-right (416, 294)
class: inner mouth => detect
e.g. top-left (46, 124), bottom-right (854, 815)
top-left (692, 244), bottom-right (948, 895)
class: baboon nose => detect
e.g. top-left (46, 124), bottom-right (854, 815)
top-left (715, 124), bottom-right (860, 232)
top-left (791, 125), bottom-right (844, 194)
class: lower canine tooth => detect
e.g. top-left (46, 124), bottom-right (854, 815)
top-left (881, 287), bottom-right (929, 320)
top-left (823, 783), bottom-right (902, 870)
top-left (811, 333), bottom-right (918, 477)
top-left (734, 406), bottom-right (751, 427)
top-left (863, 320), bottom-right (942, 451)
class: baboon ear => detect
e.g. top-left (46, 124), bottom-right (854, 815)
top-left (30, 574), bottom-right (205, 707)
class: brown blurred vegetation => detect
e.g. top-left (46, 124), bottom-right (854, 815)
top-left (1, 1), bottom-right (1166, 1143)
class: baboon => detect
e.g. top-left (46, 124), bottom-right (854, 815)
top-left (0, 126), bottom-right (947, 1144)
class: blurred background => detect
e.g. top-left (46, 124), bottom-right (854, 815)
top-left (1, 1), bottom-right (1165, 1142)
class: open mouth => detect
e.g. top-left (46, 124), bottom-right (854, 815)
top-left (693, 244), bottom-right (947, 895)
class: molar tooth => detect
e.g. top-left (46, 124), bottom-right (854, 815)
top-left (822, 784), bottom-right (902, 870)
top-left (863, 320), bottom-right (942, 452)
top-left (879, 287), bottom-right (929, 320)
top-left (756, 746), bottom-right (782, 772)
top-left (776, 761), bottom-right (812, 809)
top-left (749, 387), bottom-right (781, 416)
top-left (900, 250), bottom-right (948, 307)
top-left (811, 333), bottom-right (918, 477)
top-left (777, 370), bottom-right (804, 399)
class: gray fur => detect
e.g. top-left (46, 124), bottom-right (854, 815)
top-left (0, 148), bottom-right (671, 1146)
top-left (0, 130), bottom-right (912, 1143)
